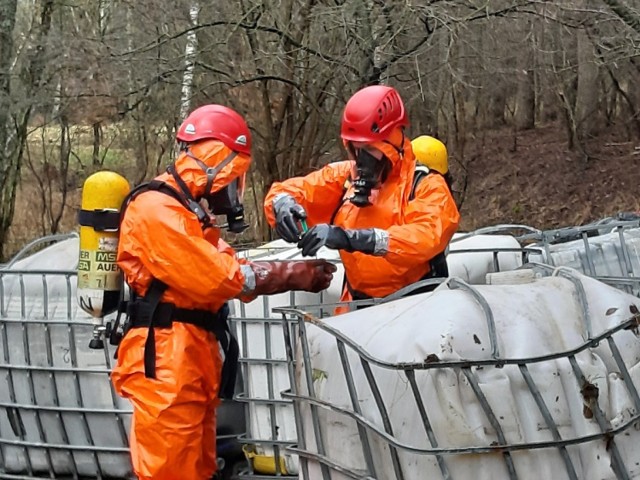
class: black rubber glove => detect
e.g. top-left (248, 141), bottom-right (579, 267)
top-left (273, 195), bottom-right (307, 243)
top-left (297, 224), bottom-right (377, 257)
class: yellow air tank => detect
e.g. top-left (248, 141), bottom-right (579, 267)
top-left (77, 171), bottom-right (130, 347)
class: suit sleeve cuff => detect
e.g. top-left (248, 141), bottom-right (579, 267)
top-left (373, 228), bottom-right (389, 255)
top-left (240, 264), bottom-right (256, 294)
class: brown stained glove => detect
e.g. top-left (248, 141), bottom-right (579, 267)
top-left (250, 260), bottom-right (337, 296)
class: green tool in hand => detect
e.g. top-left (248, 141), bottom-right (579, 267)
top-left (299, 219), bottom-right (314, 255)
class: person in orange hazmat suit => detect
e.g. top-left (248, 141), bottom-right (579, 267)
top-left (111, 104), bottom-right (336, 480)
top-left (264, 85), bottom-right (460, 306)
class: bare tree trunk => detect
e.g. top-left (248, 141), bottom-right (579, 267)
top-left (125, 2), bottom-right (134, 107)
top-left (98, 0), bottom-right (110, 38)
top-left (92, 123), bottom-right (102, 166)
top-left (51, 120), bottom-right (71, 234)
top-left (575, 24), bottom-right (599, 147)
top-left (0, 0), bottom-right (20, 260)
top-left (591, 37), bottom-right (640, 138)
top-left (0, 0), bottom-right (54, 260)
top-left (514, 22), bottom-right (535, 130)
top-left (52, 77), bottom-right (61, 118)
top-left (549, 9), bottom-right (581, 152)
top-left (436, 28), bottom-right (453, 139)
top-left (135, 124), bottom-right (149, 185)
top-left (357, 0), bottom-right (377, 85)
top-left (179, 3), bottom-right (199, 121)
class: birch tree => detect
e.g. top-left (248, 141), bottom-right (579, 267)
top-left (179, 3), bottom-right (199, 122)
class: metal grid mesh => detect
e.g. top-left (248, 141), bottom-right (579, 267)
top-left (0, 269), bottom-right (133, 480)
top-left (233, 221), bottom-right (640, 479)
top-left (230, 291), bottom-right (343, 479)
top-left (3, 220), bottom-right (640, 478)
top-left (278, 272), bottom-right (640, 480)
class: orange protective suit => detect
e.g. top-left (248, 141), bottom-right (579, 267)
top-left (111, 139), bottom-right (250, 480)
top-left (265, 129), bottom-right (461, 301)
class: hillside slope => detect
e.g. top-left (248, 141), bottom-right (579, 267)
top-left (457, 123), bottom-right (640, 231)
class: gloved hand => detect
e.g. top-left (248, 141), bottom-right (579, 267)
top-left (273, 194), bottom-right (307, 243)
top-left (248, 260), bottom-right (337, 295)
top-left (298, 224), bottom-right (381, 257)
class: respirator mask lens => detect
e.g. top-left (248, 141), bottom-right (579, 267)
top-left (208, 175), bottom-right (248, 233)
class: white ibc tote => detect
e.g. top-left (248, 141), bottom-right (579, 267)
top-left (0, 234), bottom-right (132, 479)
top-left (283, 267), bottom-right (640, 480)
top-left (527, 222), bottom-right (640, 295)
top-left (447, 231), bottom-right (526, 284)
top-left (231, 231), bottom-right (542, 477)
top-left (230, 240), bottom-right (345, 475)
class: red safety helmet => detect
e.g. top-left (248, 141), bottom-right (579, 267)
top-left (177, 104), bottom-right (252, 155)
top-left (340, 85), bottom-right (408, 143)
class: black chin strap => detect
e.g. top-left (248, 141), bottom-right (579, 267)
top-left (168, 163), bottom-right (195, 200)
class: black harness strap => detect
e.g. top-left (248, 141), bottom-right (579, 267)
top-left (125, 279), bottom-right (239, 399)
top-left (110, 179), bottom-right (191, 352)
top-left (120, 176), bottom-right (211, 229)
top-left (78, 209), bottom-right (120, 231)
top-left (141, 279), bottom-right (168, 379)
top-left (166, 165), bottom-right (213, 228)
top-left (215, 305), bottom-right (240, 400)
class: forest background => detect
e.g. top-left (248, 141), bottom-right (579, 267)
top-left (1, 0), bottom-right (639, 261)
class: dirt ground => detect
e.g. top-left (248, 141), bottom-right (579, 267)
top-left (5, 120), bottom-right (640, 260)
top-left (456, 122), bottom-right (640, 231)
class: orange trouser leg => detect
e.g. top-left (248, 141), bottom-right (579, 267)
top-left (202, 400), bottom-right (218, 477)
top-left (129, 392), bottom-right (209, 480)
top-left (112, 325), bottom-right (222, 480)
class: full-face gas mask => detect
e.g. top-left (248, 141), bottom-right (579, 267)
top-left (205, 175), bottom-right (248, 233)
top-left (347, 145), bottom-right (392, 207)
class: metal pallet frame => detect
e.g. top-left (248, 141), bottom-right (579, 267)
top-left (0, 268), bottom-right (133, 479)
top-left (277, 270), bottom-right (640, 480)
